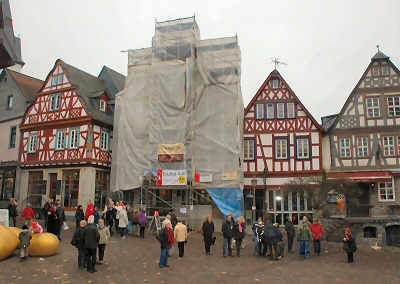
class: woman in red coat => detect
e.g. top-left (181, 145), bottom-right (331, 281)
top-left (85, 200), bottom-right (95, 220)
top-left (20, 203), bottom-right (36, 227)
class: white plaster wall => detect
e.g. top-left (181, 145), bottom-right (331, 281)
top-left (0, 118), bottom-right (21, 162)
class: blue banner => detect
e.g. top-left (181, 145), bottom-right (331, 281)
top-left (206, 188), bottom-right (244, 219)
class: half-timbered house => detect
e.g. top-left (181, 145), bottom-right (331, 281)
top-left (326, 50), bottom-right (400, 245)
top-left (18, 59), bottom-right (125, 216)
top-left (243, 69), bottom-right (324, 226)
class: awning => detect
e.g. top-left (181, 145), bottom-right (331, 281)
top-left (328, 171), bottom-right (392, 182)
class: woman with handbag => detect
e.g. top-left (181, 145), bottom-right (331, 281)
top-left (202, 215), bottom-right (214, 255)
top-left (7, 198), bottom-right (18, 227)
top-left (342, 228), bottom-right (357, 263)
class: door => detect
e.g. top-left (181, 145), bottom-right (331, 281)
top-left (49, 173), bottom-right (58, 202)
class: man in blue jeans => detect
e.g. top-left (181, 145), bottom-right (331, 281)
top-left (158, 223), bottom-right (170, 268)
top-left (221, 215), bottom-right (233, 257)
top-left (298, 217), bottom-right (313, 259)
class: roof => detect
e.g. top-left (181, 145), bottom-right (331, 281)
top-left (372, 51), bottom-right (389, 60)
top-left (321, 114), bottom-right (338, 131)
top-left (6, 69), bottom-right (43, 102)
top-left (98, 66), bottom-right (126, 96)
top-left (60, 60), bottom-right (114, 126)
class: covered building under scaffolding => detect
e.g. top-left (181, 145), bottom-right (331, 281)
top-left (110, 17), bottom-right (244, 230)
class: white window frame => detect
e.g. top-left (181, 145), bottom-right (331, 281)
top-left (275, 138), bottom-right (288, 159)
top-left (382, 66), bottom-right (389, 75)
top-left (256, 104), bottom-right (264, 119)
top-left (100, 130), bottom-right (109, 151)
top-left (7, 95), bottom-right (13, 110)
top-left (387, 97), bottom-right (400, 117)
top-left (69, 129), bottom-right (79, 149)
top-left (378, 181), bottom-right (395, 202)
top-left (296, 138), bottom-right (309, 159)
top-left (99, 99), bottom-right (107, 112)
top-left (339, 138), bottom-right (351, 158)
top-left (272, 79), bottom-right (279, 89)
top-left (243, 139), bottom-right (255, 160)
top-left (277, 103), bottom-right (285, 119)
top-left (287, 102), bottom-right (295, 118)
top-left (372, 67), bottom-right (379, 76)
top-left (9, 126), bottom-right (17, 148)
top-left (56, 130), bottom-right (66, 150)
top-left (49, 93), bottom-right (61, 111)
top-left (266, 103), bottom-right (274, 119)
top-left (366, 97), bottom-right (380, 118)
top-left (28, 133), bottom-right (38, 153)
top-left (356, 137), bottom-right (368, 157)
top-left (382, 136), bottom-right (395, 156)
top-left (51, 73), bottom-right (63, 86)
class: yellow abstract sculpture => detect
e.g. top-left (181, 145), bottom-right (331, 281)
top-left (0, 225), bottom-right (19, 260)
top-left (28, 233), bottom-right (60, 257)
top-left (7, 226), bottom-right (22, 236)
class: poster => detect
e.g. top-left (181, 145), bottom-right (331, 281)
top-left (143, 169), bottom-right (188, 186)
top-left (158, 143), bottom-right (184, 162)
top-left (0, 209), bottom-right (9, 227)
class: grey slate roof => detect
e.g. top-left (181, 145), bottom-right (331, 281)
top-left (7, 69), bottom-right (43, 102)
top-left (372, 51), bottom-right (389, 60)
top-left (98, 66), bottom-right (126, 97)
top-left (60, 60), bottom-right (115, 126)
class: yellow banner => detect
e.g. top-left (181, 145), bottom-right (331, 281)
top-left (158, 143), bottom-right (184, 162)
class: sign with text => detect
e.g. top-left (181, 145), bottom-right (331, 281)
top-left (157, 169), bottom-right (187, 186)
top-left (158, 143), bottom-right (184, 162)
top-left (195, 173), bottom-right (213, 183)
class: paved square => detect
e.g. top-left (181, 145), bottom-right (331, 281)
top-left (0, 221), bottom-right (399, 284)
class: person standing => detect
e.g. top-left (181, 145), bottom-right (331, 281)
top-left (56, 199), bottom-right (66, 240)
top-left (256, 221), bottom-right (267, 257)
top-left (85, 200), bottom-right (95, 220)
top-left (73, 220), bottom-right (87, 269)
top-left (139, 206), bottom-right (148, 239)
top-left (105, 205), bottom-right (116, 236)
top-left (132, 208), bottom-right (140, 237)
top-left (114, 201), bottom-right (122, 233)
top-left (232, 218), bottom-right (245, 257)
top-left (18, 225), bottom-right (32, 262)
top-left (342, 228), bottom-right (357, 263)
top-left (202, 215), bottom-right (215, 255)
top-left (20, 203), bottom-right (36, 227)
top-left (169, 209), bottom-right (178, 229)
top-left (310, 219), bottom-right (324, 256)
top-left (47, 205), bottom-right (60, 236)
top-left (264, 220), bottom-right (280, 261)
top-left (97, 219), bottom-right (110, 264)
top-left (43, 199), bottom-right (52, 228)
top-left (75, 205), bottom-right (85, 228)
top-left (285, 217), bottom-right (295, 253)
top-left (221, 215), bottom-right (233, 258)
top-left (7, 198), bottom-right (18, 227)
top-left (82, 216), bottom-right (100, 273)
top-left (118, 205), bottom-right (128, 239)
top-left (298, 218), bottom-right (313, 259)
top-left (174, 220), bottom-right (188, 259)
top-left (158, 222), bottom-right (170, 268)
top-left (126, 204), bottom-right (133, 235)
top-left (252, 217), bottom-right (262, 256)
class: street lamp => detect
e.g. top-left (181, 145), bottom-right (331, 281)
top-left (251, 176), bottom-right (258, 225)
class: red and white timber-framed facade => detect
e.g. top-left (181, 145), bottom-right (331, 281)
top-left (326, 51), bottom-right (400, 243)
top-left (243, 69), bottom-right (324, 226)
top-left (18, 59), bottom-right (122, 215)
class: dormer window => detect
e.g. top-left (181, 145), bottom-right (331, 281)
top-left (99, 99), bottom-right (107, 112)
top-left (272, 79), bottom-right (279, 89)
top-left (51, 73), bottom-right (64, 86)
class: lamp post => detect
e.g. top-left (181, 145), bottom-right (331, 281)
top-left (251, 176), bottom-right (258, 225)
top-left (263, 168), bottom-right (267, 220)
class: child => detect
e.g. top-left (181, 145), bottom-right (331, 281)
top-left (342, 228), bottom-right (357, 263)
top-left (20, 203), bottom-right (36, 227)
top-left (19, 225), bottom-right (32, 262)
top-left (29, 221), bottom-right (43, 234)
top-left (97, 219), bottom-right (110, 264)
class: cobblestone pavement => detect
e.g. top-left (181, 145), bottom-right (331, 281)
top-left (1, 220), bottom-right (399, 284)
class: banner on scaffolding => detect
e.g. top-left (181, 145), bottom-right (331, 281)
top-left (158, 143), bottom-right (184, 162)
top-left (143, 169), bottom-right (187, 186)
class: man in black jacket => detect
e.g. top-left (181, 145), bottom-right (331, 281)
top-left (264, 221), bottom-right (280, 261)
top-left (221, 215), bottom-right (233, 258)
top-left (285, 217), bottom-right (295, 253)
top-left (43, 199), bottom-right (52, 228)
top-left (82, 215), bottom-right (100, 273)
top-left (158, 224), bottom-right (170, 268)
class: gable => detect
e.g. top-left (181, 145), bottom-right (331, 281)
top-left (42, 62), bottom-right (72, 92)
top-left (357, 59), bottom-right (400, 89)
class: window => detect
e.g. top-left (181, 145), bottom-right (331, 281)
top-left (9, 126), bottom-right (17, 148)
top-left (382, 136), bottom-right (395, 156)
top-left (357, 137), bottom-right (368, 157)
top-left (51, 73), bottom-right (64, 86)
top-left (27, 171), bottom-right (45, 208)
top-left (69, 129), bottom-right (79, 149)
top-left (63, 170), bottom-right (80, 208)
top-left (382, 66), bottom-right (389, 76)
top-left (95, 171), bottom-right (110, 209)
top-left (49, 93), bottom-right (61, 111)
top-left (6, 95), bottom-right (13, 110)
top-left (366, 97), bottom-right (380, 118)
top-left (100, 130), bottom-right (109, 151)
top-left (398, 136), bottom-right (400, 155)
top-left (28, 134), bottom-right (38, 153)
top-left (339, 138), bottom-right (351, 158)
top-left (244, 139), bottom-right (255, 160)
top-left (275, 138), bottom-right (288, 159)
top-left (256, 104), bottom-right (264, 119)
top-left (272, 79), bottom-right (279, 89)
top-left (297, 138), bottom-right (309, 159)
top-left (266, 103), bottom-right (274, 119)
top-left (387, 97), bottom-right (400, 117)
top-left (99, 99), bottom-right (107, 112)
top-left (0, 168), bottom-right (16, 200)
top-left (287, 103), bottom-right (295, 118)
top-left (277, 103), bottom-right (285, 119)
top-left (372, 67), bottom-right (379, 76)
top-left (364, 227), bottom-right (377, 238)
top-left (56, 130), bottom-right (66, 150)
top-left (378, 182), bottom-right (395, 201)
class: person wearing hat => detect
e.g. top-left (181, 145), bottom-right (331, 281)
top-left (256, 221), bottom-right (267, 257)
top-left (47, 205), bottom-right (60, 236)
top-left (29, 221), bottom-right (43, 234)
top-left (20, 203), bottom-right (36, 228)
top-left (342, 228), bottom-right (357, 263)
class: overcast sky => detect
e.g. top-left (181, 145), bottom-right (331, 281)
top-left (10, 0), bottom-right (400, 122)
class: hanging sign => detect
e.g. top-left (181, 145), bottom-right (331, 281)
top-left (157, 169), bottom-right (187, 186)
top-left (195, 173), bottom-right (213, 183)
top-left (158, 143), bottom-right (184, 162)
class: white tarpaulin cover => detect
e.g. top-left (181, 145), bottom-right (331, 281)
top-left (111, 17), bottom-right (243, 190)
